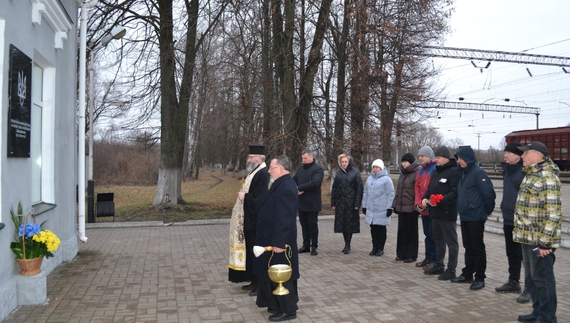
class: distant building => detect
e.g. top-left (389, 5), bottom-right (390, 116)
top-left (0, 1), bottom-right (80, 319)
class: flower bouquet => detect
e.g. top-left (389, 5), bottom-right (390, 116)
top-left (427, 194), bottom-right (444, 206)
top-left (416, 194), bottom-right (445, 212)
top-left (9, 203), bottom-right (60, 275)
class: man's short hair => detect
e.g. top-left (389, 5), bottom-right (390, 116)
top-left (301, 149), bottom-right (314, 157)
top-left (274, 155), bottom-right (292, 171)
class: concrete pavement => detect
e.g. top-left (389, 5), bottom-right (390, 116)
top-left (4, 216), bottom-right (570, 323)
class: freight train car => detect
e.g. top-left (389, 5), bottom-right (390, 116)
top-left (505, 126), bottom-right (570, 170)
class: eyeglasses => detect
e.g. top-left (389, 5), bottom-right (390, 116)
top-left (269, 166), bottom-right (282, 171)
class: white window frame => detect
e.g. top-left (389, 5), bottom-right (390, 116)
top-left (0, 17), bottom-right (4, 222)
top-left (31, 52), bottom-right (55, 206)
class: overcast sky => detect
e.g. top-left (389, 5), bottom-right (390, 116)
top-left (432, 0), bottom-right (570, 151)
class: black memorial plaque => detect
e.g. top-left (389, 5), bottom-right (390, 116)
top-left (7, 44), bottom-right (32, 158)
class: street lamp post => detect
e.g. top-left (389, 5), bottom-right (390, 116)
top-left (88, 25), bottom-right (126, 181)
top-left (86, 26), bottom-right (126, 225)
top-left (78, 0), bottom-right (125, 241)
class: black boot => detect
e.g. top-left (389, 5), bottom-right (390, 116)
top-left (370, 225), bottom-right (379, 256)
top-left (344, 233), bottom-right (352, 254)
top-left (342, 233), bottom-right (349, 253)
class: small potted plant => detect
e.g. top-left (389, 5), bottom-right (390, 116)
top-left (9, 202), bottom-right (60, 275)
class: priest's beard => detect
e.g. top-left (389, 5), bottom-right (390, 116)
top-left (246, 161), bottom-right (260, 172)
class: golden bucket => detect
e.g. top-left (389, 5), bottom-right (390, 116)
top-left (267, 246), bottom-right (292, 295)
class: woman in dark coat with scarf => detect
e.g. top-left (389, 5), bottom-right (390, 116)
top-left (393, 153), bottom-right (421, 262)
top-left (331, 153), bottom-right (363, 254)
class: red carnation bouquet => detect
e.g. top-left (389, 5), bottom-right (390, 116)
top-left (428, 194), bottom-right (444, 206)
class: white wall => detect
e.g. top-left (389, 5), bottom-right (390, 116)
top-left (0, 1), bottom-right (79, 320)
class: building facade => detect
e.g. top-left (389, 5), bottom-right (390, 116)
top-left (0, 0), bottom-right (79, 320)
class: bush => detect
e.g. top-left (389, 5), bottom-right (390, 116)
top-left (93, 139), bottom-right (160, 186)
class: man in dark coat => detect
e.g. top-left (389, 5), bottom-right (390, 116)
top-left (228, 144), bottom-right (270, 296)
top-left (421, 146), bottom-right (460, 281)
top-left (495, 142), bottom-right (529, 303)
top-left (451, 146), bottom-right (496, 291)
top-left (254, 156), bottom-right (299, 322)
top-left (293, 149), bottom-right (324, 256)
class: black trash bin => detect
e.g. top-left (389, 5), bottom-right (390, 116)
top-left (96, 193), bottom-right (115, 222)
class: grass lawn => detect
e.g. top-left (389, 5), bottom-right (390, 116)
top-left (93, 167), bottom-right (336, 223)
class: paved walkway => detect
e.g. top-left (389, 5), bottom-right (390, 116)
top-left (5, 216), bottom-right (570, 323)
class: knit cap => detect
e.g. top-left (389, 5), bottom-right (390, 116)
top-left (372, 159), bottom-right (384, 170)
top-left (434, 146), bottom-right (451, 159)
top-left (504, 141), bottom-right (523, 156)
top-left (401, 153), bottom-right (415, 164)
top-left (418, 146), bottom-right (434, 159)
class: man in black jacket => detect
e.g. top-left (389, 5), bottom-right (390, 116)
top-left (451, 146), bottom-right (496, 291)
top-left (495, 142), bottom-right (529, 303)
top-left (421, 146), bottom-right (460, 281)
top-left (293, 149), bottom-right (324, 256)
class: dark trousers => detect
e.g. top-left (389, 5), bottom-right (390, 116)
top-left (521, 244), bottom-right (557, 323)
top-left (396, 212), bottom-right (418, 259)
top-left (503, 224), bottom-right (523, 282)
top-left (370, 224), bottom-right (387, 252)
top-left (299, 211), bottom-right (319, 248)
top-left (432, 218), bottom-right (459, 271)
top-left (256, 280), bottom-right (299, 314)
top-left (460, 220), bottom-right (487, 281)
top-left (421, 216), bottom-right (436, 261)
top-left (244, 229), bottom-right (257, 286)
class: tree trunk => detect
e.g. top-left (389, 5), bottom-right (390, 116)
top-left (282, 0), bottom-right (297, 158)
top-left (332, 0), bottom-right (350, 171)
top-left (154, 0), bottom-right (184, 209)
top-left (291, 0), bottom-right (333, 169)
top-left (153, 168), bottom-right (182, 207)
top-left (349, 0), bottom-right (369, 171)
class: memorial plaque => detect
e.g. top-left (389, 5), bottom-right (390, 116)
top-left (7, 44), bottom-right (32, 158)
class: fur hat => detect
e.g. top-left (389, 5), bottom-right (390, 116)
top-left (418, 146), bottom-right (434, 159)
top-left (372, 159), bottom-right (384, 170)
top-left (401, 153), bottom-right (415, 164)
top-left (434, 146), bottom-right (451, 159)
top-left (504, 141), bottom-right (523, 156)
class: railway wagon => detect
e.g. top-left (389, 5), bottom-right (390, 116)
top-left (505, 126), bottom-right (570, 170)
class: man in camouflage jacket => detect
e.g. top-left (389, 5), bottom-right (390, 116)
top-left (513, 141), bottom-right (562, 323)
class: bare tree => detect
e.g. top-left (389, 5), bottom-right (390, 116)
top-left (87, 0), bottom-right (456, 211)
top-left (445, 137), bottom-right (465, 152)
top-left (399, 122), bottom-right (444, 157)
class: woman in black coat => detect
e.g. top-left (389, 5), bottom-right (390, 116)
top-left (331, 153), bottom-right (363, 254)
top-left (393, 153), bottom-right (420, 263)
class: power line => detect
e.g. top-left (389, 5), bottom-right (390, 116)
top-left (521, 38), bottom-right (570, 53)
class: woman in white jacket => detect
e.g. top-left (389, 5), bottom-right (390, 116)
top-left (362, 159), bottom-right (395, 256)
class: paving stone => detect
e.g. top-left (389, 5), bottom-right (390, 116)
top-left (3, 217), bottom-right (570, 322)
